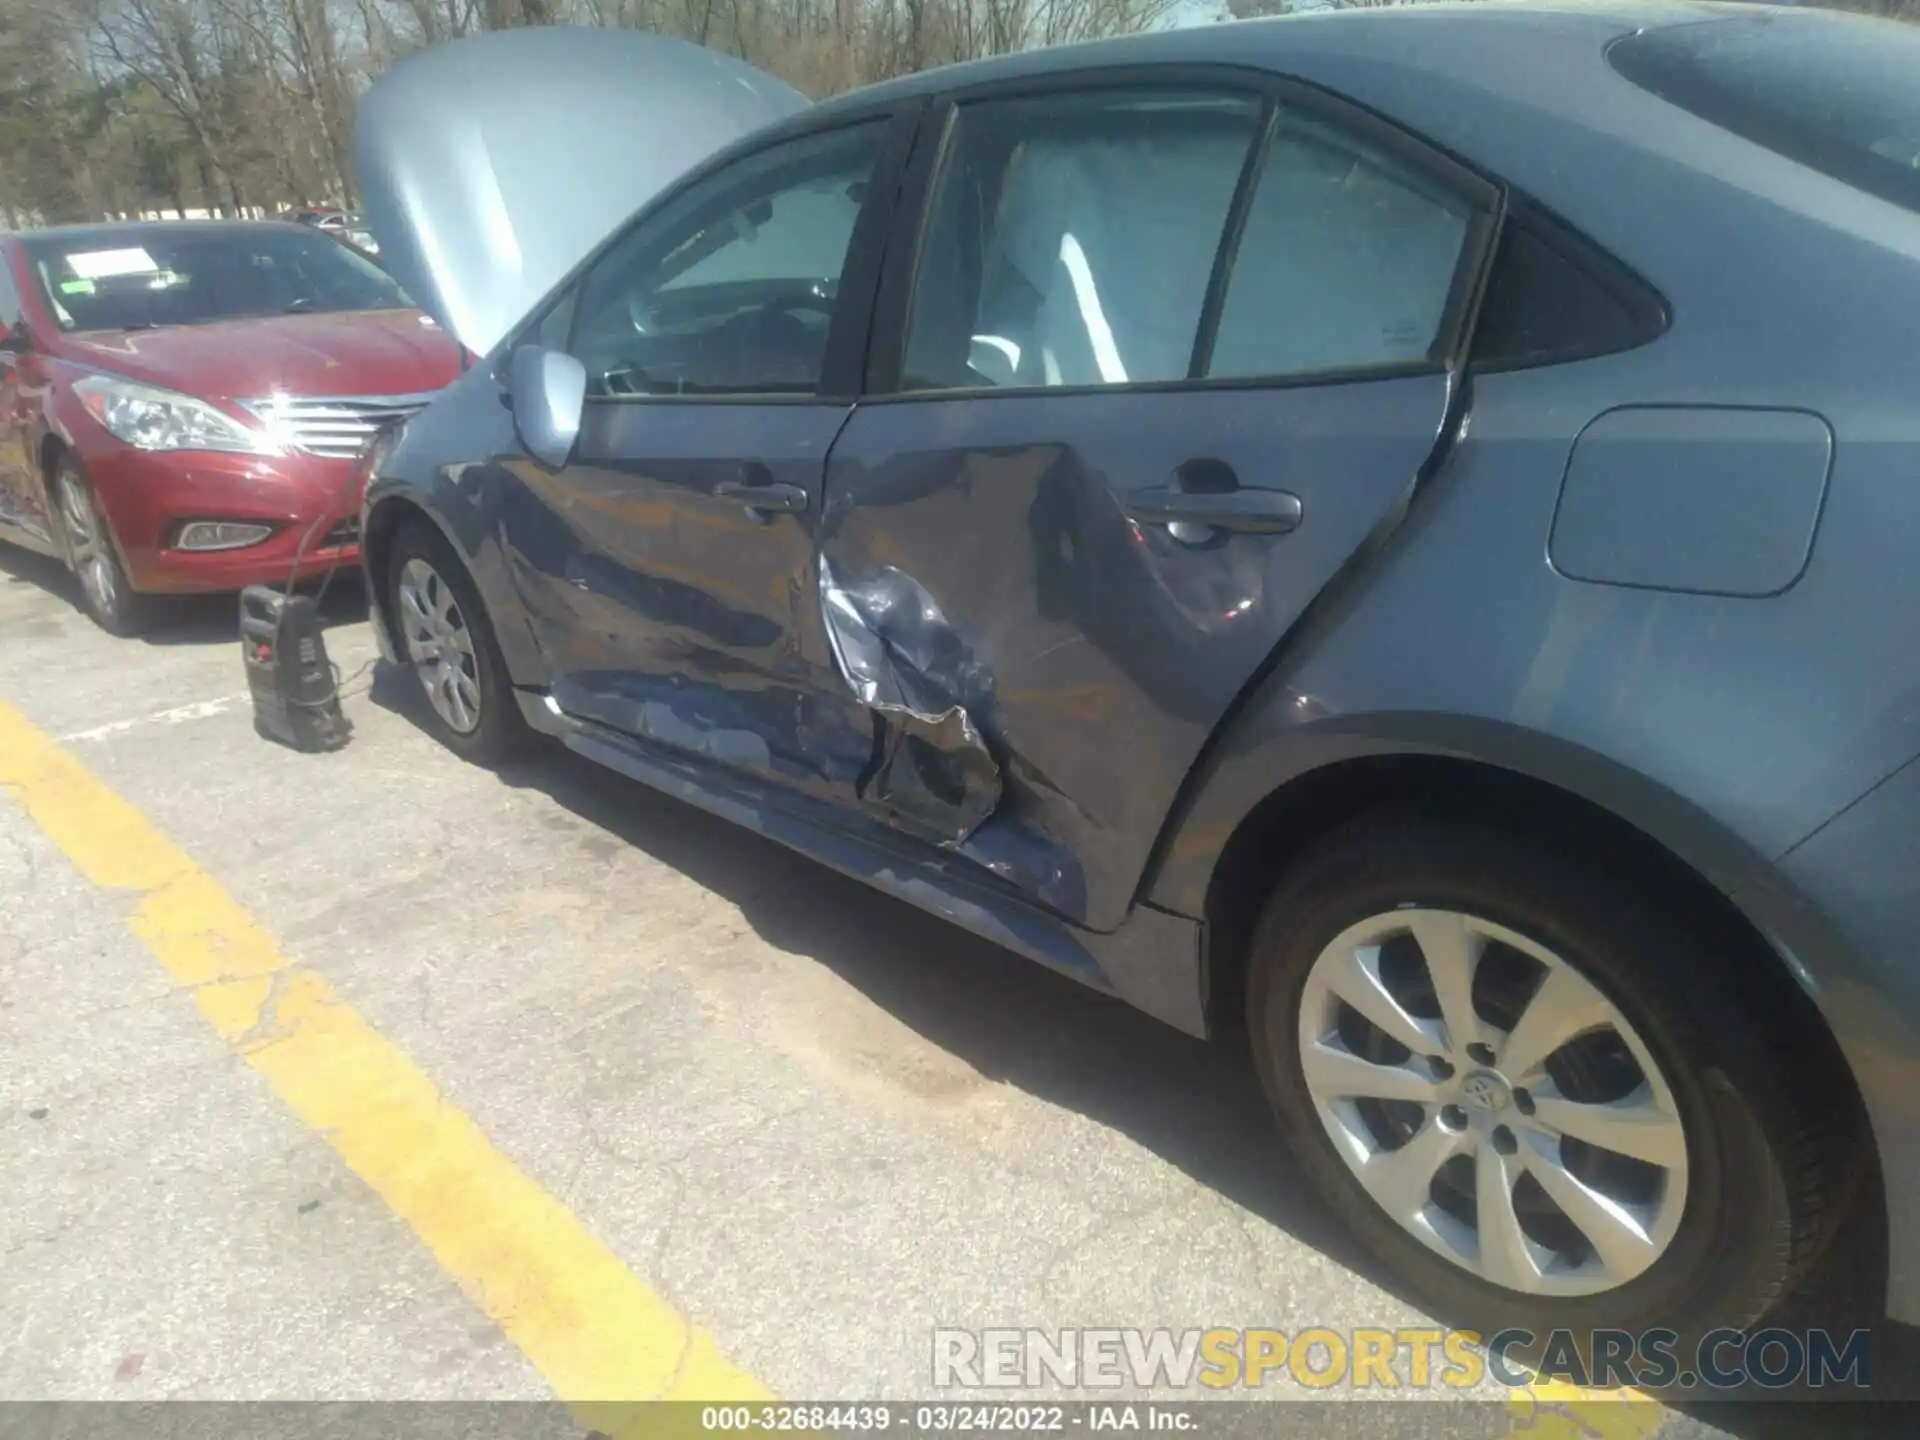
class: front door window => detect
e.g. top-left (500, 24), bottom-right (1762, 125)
top-left (570, 124), bottom-right (887, 399)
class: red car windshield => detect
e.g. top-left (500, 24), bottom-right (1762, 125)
top-left (20, 225), bottom-right (411, 332)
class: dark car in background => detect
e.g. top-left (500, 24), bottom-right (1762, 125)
top-left (0, 220), bottom-right (463, 633)
top-left (355, 7), bottom-right (1920, 1348)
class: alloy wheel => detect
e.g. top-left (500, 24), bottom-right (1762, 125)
top-left (58, 474), bottom-right (118, 618)
top-left (1297, 907), bottom-right (1689, 1297)
top-left (396, 556), bottom-right (482, 734)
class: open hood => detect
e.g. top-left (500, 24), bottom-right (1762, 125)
top-left (354, 27), bottom-right (808, 357)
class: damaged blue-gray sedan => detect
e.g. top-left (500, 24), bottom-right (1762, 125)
top-left (351, 4), bottom-right (1920, 1347)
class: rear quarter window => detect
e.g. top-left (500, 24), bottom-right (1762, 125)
top-left (1608, 13), bottom-right (1920, 216)
top-left (1468, 203), bottom-right (1669, 371)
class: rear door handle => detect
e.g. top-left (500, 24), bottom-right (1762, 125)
top-left (1122, 487), bottom-right (1302, 535)
top-left (713, 478), bottom-right (809, 517)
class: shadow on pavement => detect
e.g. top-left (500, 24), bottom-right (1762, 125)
top-left (0, 543), bottom-right (370, 645)
top-left (366, 665), bottom-right (1361, 1263)
top-left (367, 666), bottom-right (1914, 1436)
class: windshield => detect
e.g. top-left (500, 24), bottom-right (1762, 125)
top-left (21, 225), bottom-right (413, 332)
top-left (1609, 14), bottom-right (1920, 216)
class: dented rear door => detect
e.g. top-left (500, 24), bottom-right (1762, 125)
top-left (816, 80), bottom-right (1500, 931)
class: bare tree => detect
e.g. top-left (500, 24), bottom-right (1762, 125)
top-left (92, 0), bottom-right (256, 208)
top-left (10, 0), bottom-right (1899, 226)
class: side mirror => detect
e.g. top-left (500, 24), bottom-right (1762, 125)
top-left (508, 344), bottom-right (587, 469)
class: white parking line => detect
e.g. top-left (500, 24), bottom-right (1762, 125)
top-left (58, 694), bottom-right (248, 745)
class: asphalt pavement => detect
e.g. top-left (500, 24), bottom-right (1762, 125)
top-left (0, 545), bottom-right (1909, 1440)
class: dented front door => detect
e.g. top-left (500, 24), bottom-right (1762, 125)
top-left (507, 118), bottom-right (906, 802)
top-left (514, 401), bottom-right (877, 801)
top-left (815, 83), bottom-right (1499, 932)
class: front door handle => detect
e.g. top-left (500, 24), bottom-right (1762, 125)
top-left (713, 478), bottom-right (809, 518)
top-left (1122, 486), bottom-right (1302, 535)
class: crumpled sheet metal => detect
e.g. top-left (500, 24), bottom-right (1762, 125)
top-left (818, 555), bottom-right (1002, 845)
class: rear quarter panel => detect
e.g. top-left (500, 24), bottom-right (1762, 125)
top-left (1022, 10), bottom-right (1920, 916)
top-left (1150, 6), bottom-right (1920, 913)
top-left (1144, 19), bottom-right (1920, 1317)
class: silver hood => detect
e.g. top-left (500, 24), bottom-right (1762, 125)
top-left (354, 27), bottom-right (808, 356)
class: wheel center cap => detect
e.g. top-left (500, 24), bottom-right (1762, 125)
top-left (1461, 1070), bottom-right (1511, 1113)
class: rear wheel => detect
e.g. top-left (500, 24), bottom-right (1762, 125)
top-left (384, 520), bottom-right (529, 764)
top-left (54, 458), bottom-right (151, 637)
top-left (1247, 817), bottom-right (1834, 1352)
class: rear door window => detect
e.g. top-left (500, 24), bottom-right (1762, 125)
top-left (895, 87), bottom-right (1500, 393)
top-left (1206, 111), bottom-right (1475, 379)
top-left (899, 90), bottom-right (1264, 392)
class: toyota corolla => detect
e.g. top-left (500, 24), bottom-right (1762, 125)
top-left (353, 6), bottom-right (1920, 1351)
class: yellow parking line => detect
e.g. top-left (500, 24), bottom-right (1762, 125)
top-left (0, 693), bottom-right (1689, 1428)
top-left (1511, 1377), bottom-right (1666, 1438)
top-left (0, 699), bottom-right (769, 1423)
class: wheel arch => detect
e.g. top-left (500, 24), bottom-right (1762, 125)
top-left (362, 473), bottom-right (549, 688)
top-left (1185, 733), bottom-right (1889, 1313)
top-left (1166, 722), bottom-right (1871, 1152)
top-left (39, 430), bottom-right (66, 485)
top-left (1197, 748), bottom-right (1786, 998)
top-left (36, 432), bottom-right (69, 556)
top-left (1175, 725), bottom-right (1820, 1021)
top-left (39, 432), bottom-right (137, 579)
top-left (362, 488), bottom-right (463, 664)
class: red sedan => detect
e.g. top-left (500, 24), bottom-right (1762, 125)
top-left (0, 220), bottom-right (464, 634)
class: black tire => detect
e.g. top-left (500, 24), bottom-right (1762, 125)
top-left (384, 519), bottom-right (530, 765)
top-left (53, 457), bottom-right (152, 637)
top-left (1246, 815), bottom-right (1839, 1364)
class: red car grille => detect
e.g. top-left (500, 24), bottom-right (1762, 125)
top-left (243, 392), bottom-right (437, 460)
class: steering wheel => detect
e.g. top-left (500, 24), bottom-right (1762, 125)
top-left (602, 364), bottom-right (655, 396)
top-left (763, 288), bottom-right (836, 322)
